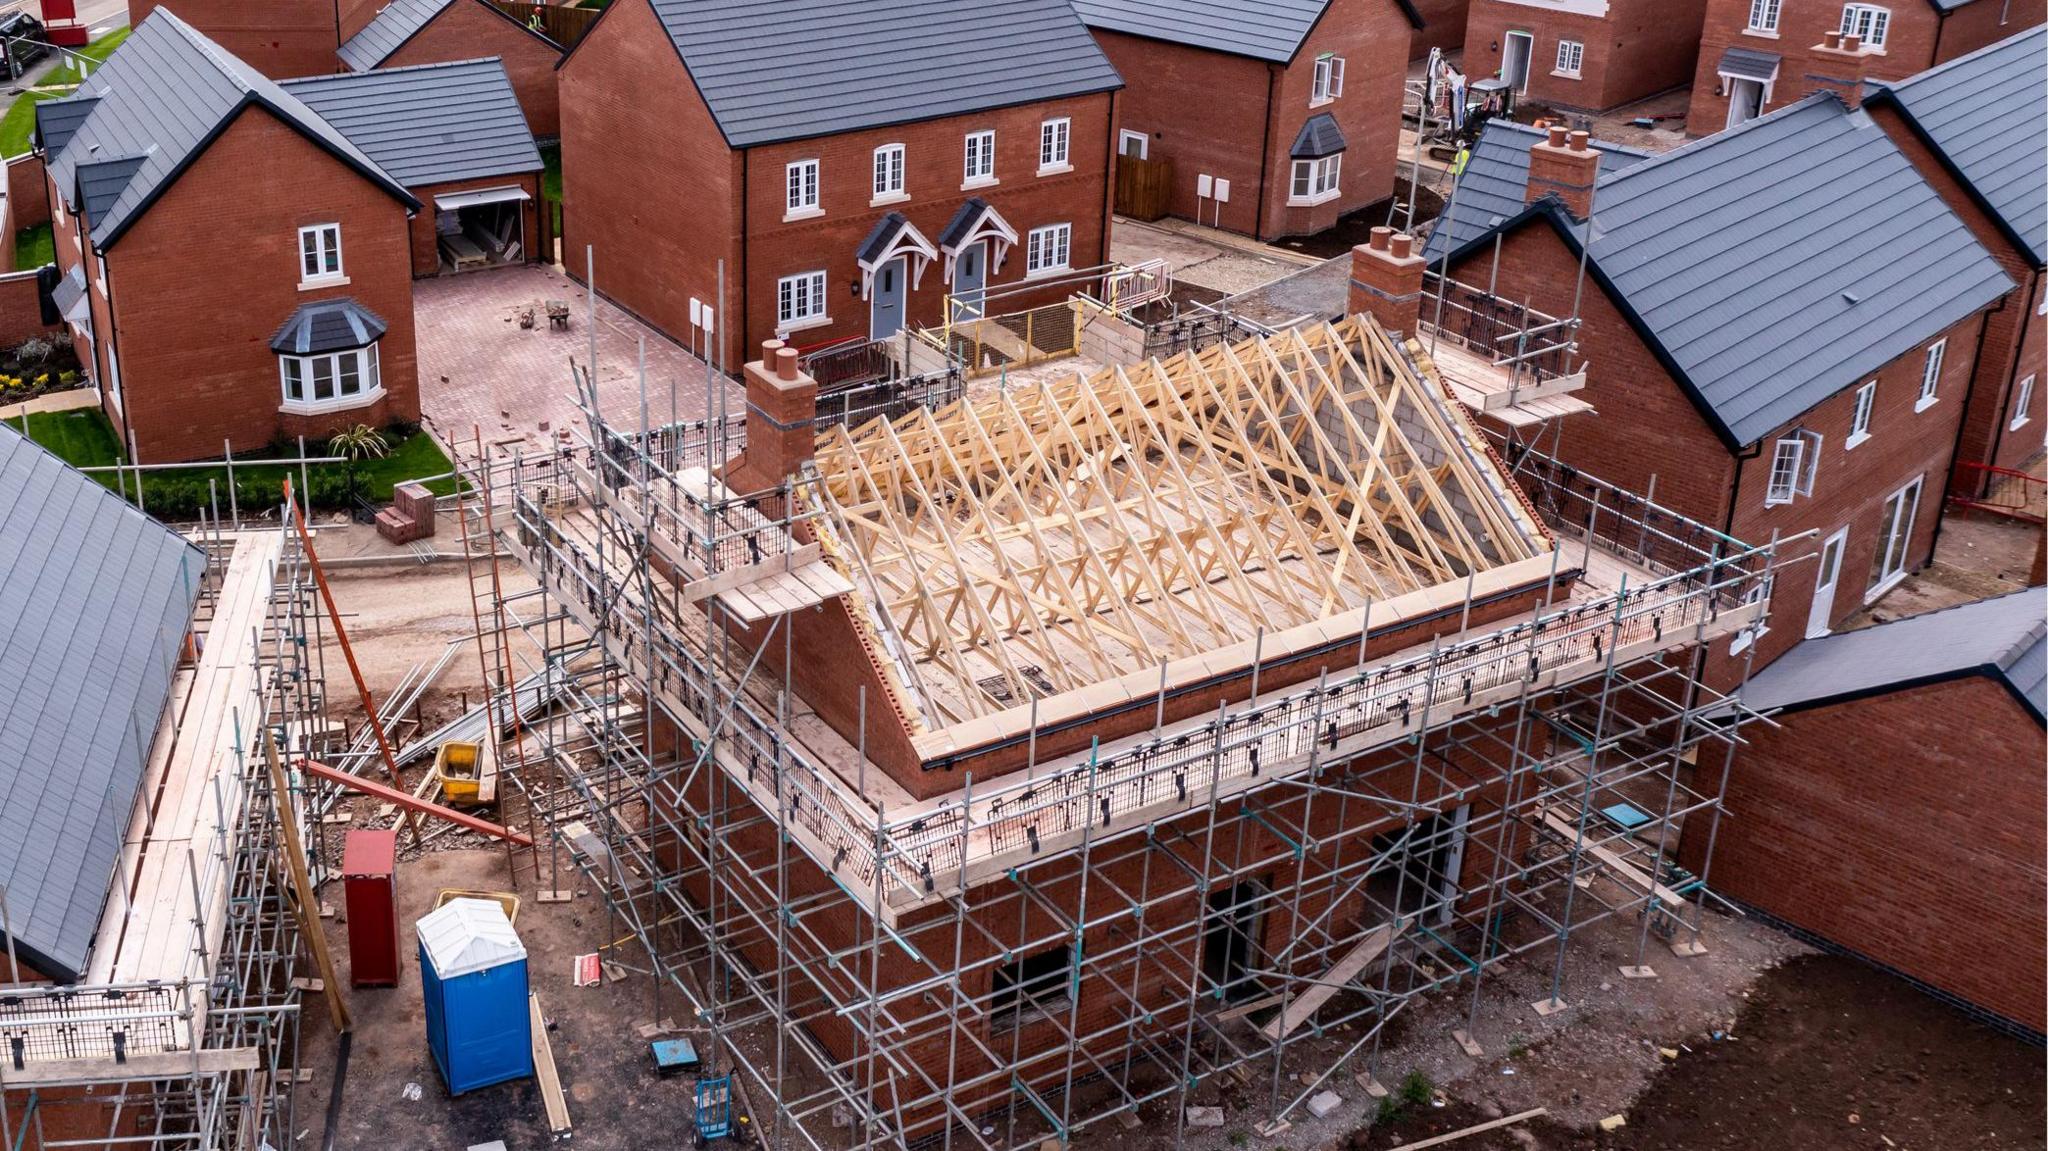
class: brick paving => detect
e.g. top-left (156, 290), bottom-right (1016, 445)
top-left (413, 264), bottom-right (740, 461)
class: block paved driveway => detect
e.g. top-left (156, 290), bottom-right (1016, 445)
top-left (414, 264), bottom-right (739, 461)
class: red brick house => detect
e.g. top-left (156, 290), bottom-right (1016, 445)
top-left (35, 14), bottom-right (542, 463)
top-left (338, 0), bottom-right (563, 138)
top-left (127, 0), bottom-right (386, 79)
top-left (1409, 77), bottom-right (2013, 684)
top-left (558, 0), bottom-right (1120, 370)
top-left (1700, 590), bottom-right (2046, 1037)
top-left (1865, 28), bottom-right (2047, 489)
top-left (1074, 0), bottom-right (1419, 240)
top-left (1411, 0), bottom-right (1474, 55)
top-left (1688, 0), bottom-right (2041, 133)
top-left (1462, 0), bottom-right (1709, 112)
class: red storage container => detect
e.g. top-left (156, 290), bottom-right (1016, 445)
top-left (342, 829), bottom-right (400, 987)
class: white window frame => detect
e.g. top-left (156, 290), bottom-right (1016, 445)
top-left (776, 269), bottom-right (831, 333)
top-left (1841, 3), bottom-right (1890, 47)
top-left (1915, 338), bottom-right (1945, 411)
top-left (963, 130), bottom-right (996, 188)
top-left (297, 223), bottom-right (344, 287)
top-left (1038, 118), bottom-right (1071, 175)
top-left (1729, 575), bottom-right (1774, 654)
top-left (277, 342), bottom-right (381, 413)
top-left (1118, 129), bottom-right (1149, 159)
top-left (872, 143), bottom-right (907, 204)
top-left (1288, 154), bottom-right (1342, 206)
top-left (1846, 380), bottom-right (1876, 448)
top-left (1024, 223), bottom-right (1071, 278)
top-left (1747, 0), bottom-right (1781, 32)
top-left (1765, 429), bottom-right (1821, 504)
top-left (1312, 54), bottom-right (1345, 104)
top-left (1553, 39), bottom-right (1584, 78)
top-left (1866, 474), bottom-right (1922, 600)
top-left (2012, 374), bottom-right (2036, 431)
top-left (785, 159), bottom-right (821, 219)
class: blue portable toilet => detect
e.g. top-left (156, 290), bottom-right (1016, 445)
top-left (416, 897), bottom-right (533, 1095)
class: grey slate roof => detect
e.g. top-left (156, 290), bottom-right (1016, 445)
top-left (77, 156), bottom-right (147, 224)
top-left (647, 0), bottom-right (1122, 148)
top-left (338, 0), bottom-right (557, 72)
top-left (33, 95), bottom-right (97, 154)
top-left (282, 58), bottom-right (543, 189)
top-left (1290, 112), bottom-right (1345, 159)
top-left (1868, 25), bottom-right (2047, 265)
top-left (43, 9), bottom-right (417, 250)
top-left (1734, 590), bottom-right (2046, 724)
top-left (0, 425), bottom-right (207, 982)
top-left (1716, 45), bottom-right (1780, 82)
top-left (271, 298), bottom-right (389, 354)
top-left (938, 197), bottom-right (995, 249)
top-left (1070, 0), bottom-right (1326, 62)
top-left (858, 212), bottom-right (916, 266)
top-left (1420, 121), bottom-right (1650, 264)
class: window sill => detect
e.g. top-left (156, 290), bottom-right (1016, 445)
top-left (1914, 395), bottom-right (1939, 413)
top-left (1844, 430), bottom-right (1870, 450)
top-left (1287, 191), bottom-right (1342, 208)
top-left (1551, 70), bottom-right (1581, 80)
top-left (1309, 96), bottom-right (1335, 108)
top-left (1729, 625), bottom-right (1768, 656)
top-left (1864, 570), bottom-right (1908, 604)
top-left (2011, 415), bottom-right (2033, 432)
top-left (298, 274), bottom-right (350, 292)
top-left (1762, 495), bottom-right (1794, 508)
top-left (869, 191), bottom-right (910, 208)
top-left (781, 206), bottom-right (824, 223)
top-left (1741, 26), bottom-right (1780, 38)
top-left (777, 313), bottom-right (832, 334)
top-left (280, 384), bottom-right (384, 417)
top-left (1035, 163), bottom-right (1073, 178)
top-left (961, 175), bottom-right (1000, 192)
top-left (1022, 265), bottom-right (1070, 282)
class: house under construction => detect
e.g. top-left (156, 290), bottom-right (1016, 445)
top-left (0, 427), bottom-right (331, 1151)
top-left (470, 304), bottom-right (1781, 1151)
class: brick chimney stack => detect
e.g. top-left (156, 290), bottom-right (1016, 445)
top-left (1804, 30), bottom-right (1871, 110)
top-left (728, 337), bottom-right (818, 494)
top-left (1524, 126), bottom-right (1601, 220)
top-left (1349, 226), bottom-right (1427, 336)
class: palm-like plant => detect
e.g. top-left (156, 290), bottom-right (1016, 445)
top-left (328, 424), bottom-right (390, 506)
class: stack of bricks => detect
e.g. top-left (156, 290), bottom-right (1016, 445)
top-left (375, 481), bottom-right (438, 545)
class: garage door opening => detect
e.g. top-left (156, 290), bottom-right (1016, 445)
top-left (435, 187), bottom-right (530, 275)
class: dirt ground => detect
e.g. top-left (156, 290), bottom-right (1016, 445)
top-left (1843, 512), bottom-right (2042, 630)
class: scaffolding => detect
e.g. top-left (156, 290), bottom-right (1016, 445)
top-left (466, 322), bottom-right (1781, 1151)
top-left (0, 514), bottom-right (329, 1151)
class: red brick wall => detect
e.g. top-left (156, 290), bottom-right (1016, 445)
top-left (1463, 0), bottom-right (1706, 112)
top-left (1092, 0), bottom-right (1411, 241)
top-left (1696, 677), bottom-right (2046, 1033)
top-left (1449, 216), bottom-right (1981, 687)
top-left (1411, 0), bottom-right (1472, 55)
top-left (406, 173), bottom-right (543, 277)
top-left (379, 1), bottom-right (563, 138)
top-left (7, 153), bottom-right (49, 226)
top-left (738, 92), bottom-right (1114, 358)
top-left (94, 110), bottom-right (418, 462)
top-left (129, 0), bottom-right (342, 79)
top-left (1869, 99), bottom-right (2046, 484)
top-left (1684, 0), bottom-right (2041, 134)
top-left (559, 0), bottom-right (741, 368)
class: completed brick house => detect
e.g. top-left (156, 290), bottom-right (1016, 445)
top-left (1074, 0), bottom-right (1418, 241)
top-left (1410, 82), bottom-right (2012, 684)
top-left (1689, 0), bottom-right (2040, 134)
top-left (1866, 28), bottom-right (2047, 488)
top-left (559, 0), bottom-right (1120, 371)
top-left (35, 14), bottom-right (542, 463)
top-left (1462, 0), bottom-right (1709, 112)
top-left (1699, 590), bottom-right (2045, 1037)
top-left (339, 0), bottom-right (563, 138)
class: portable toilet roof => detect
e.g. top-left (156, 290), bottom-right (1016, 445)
top-left (416, 897), bottom-right (526, 979)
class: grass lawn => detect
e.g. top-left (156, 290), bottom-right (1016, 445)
top-left (14, 222), bottom-right (51, 269)
top-left (0, 91), bottom-right (50, 157)
top-left (18, 406), bottom-right (460, 516)
top-left (42, 27), bottom-right (131, 87)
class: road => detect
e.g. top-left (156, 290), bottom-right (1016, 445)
top-left (0, 0), bottom-right (130, 113)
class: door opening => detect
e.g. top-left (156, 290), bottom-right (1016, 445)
top-left (1202, 878), bottom-right (1268, 1001)
top-left (1502, 32), bottom-right (1535, 92)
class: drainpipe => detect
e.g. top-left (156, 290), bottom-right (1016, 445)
top-left (1720, 440), bottom-right (1761, 542)
top-left (1931, 306), bottom-right (2004, 556)
top-left (1931, 7), bottom-right (1950, 63)
top-left (1252, 63), bottom-right (1279, 240)
top-left (1099, 91), bottom-right (1117, 266)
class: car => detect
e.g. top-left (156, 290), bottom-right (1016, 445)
top-left (0, 12), bottom-right (49, 77)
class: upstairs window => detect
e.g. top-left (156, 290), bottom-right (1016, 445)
top-left (1765, 429), bottom-right (1822, 505)
top-left (298, 223), bottom-right (342, 285)
top-left (2012, 374), bottom-right (2035, 431)
top-left (1847, 380), bottom-right (1876, 448)
top-left (1841, 3), bottom-right (1890, 47)
top-left (1312, 54), bottom-right (1345, 103)
top-left (1038, 118), bottom-right (1071, 172)
top-left (1916, 338), bottom-right (1945, 411)
top-left (786, 159), bottom-right (820, 215)
top-left (873, 143), bottom-right (906, 200)
top-left (1554, 40), bottom-right (1585, 77)
top-left (1747, 0), bottom-right (1781, 31)
top-left (964, 129), bottom-right (996, 184)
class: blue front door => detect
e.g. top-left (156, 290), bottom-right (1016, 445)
top-left (871, 257), bottom-right (907, 339)
top-left (951, 243), bottom-right (987, 322)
